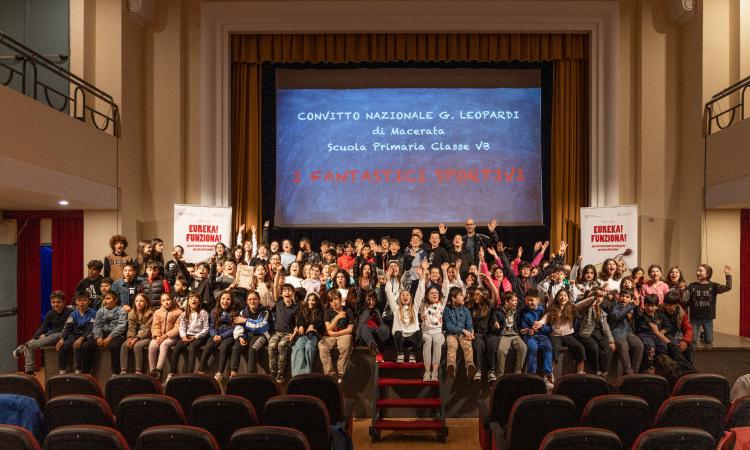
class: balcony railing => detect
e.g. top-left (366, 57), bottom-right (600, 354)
top-left (0, 31), bottom-right (120, 137)
top-left (705, 75), bottom-right (749, 136)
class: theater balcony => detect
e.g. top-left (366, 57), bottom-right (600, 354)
top-left (705, 76), bottom-right (750, 209)
top-left (0, 33), bottom-right (118, 211)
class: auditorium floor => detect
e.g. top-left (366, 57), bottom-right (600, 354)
top-left (352, 418), bottom-right (480, 450)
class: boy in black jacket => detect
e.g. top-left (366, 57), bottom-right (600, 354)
top-left (356, 289), bottom-right (390, 364)
top-left (138, 261), bottom-right (171, 308)
top-left (13, 290), bottom-right (71, 375)
top-left (76, 260), bottom-right (104, 309)
top-left (176, 252), bottom-right (217, 310)
top-left (495, 241), bottom-right (565, 301)
top-left (55, 293), bottom-right (96, 374)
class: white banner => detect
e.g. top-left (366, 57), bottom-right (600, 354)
top-left (173, 204), bottom-right (233, 263)
top-left (580, 205), bottom-right (638, 268)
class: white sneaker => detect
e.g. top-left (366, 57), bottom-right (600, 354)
top-left (544, 374), bottom-right (555, 391)
top-left (396, 353), bottom-right (404, 363)
top-left (58, 370), bottom-right (67, 375)
top-left (74, 370), bottom-right (81, 375)
top-left (408, 353), bottom-right (417, 364)
top-left (12, 344), bottom-right (26, 359)
top-left (214, 372), bottom-right (223, 383)
top-left (488, 372), bottom-right (497, 382)
top-left (423, 370), bottom-right (431, 382)
top-left (473, 370), bottom-right (482, 381)
top-left (431, 370), bottom-right (439, 381)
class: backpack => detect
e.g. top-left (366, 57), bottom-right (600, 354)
top-left (331, 423), bottom-right (353, 450)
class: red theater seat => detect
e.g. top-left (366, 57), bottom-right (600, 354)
top-left (43, 425), bottom-right (129, 450)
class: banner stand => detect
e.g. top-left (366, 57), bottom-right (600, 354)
top-left (173, 204), bottom-right (233, 263)
top-left (580, 205), bottom-right (638, 268)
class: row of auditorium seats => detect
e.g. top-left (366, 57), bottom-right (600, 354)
top-left (0, 423), bottom-right (310, 450)
top-left (536, 426), bottom-right (728, 450)
top-left (2, 371), bottom-right (745, 449)
top-left (478, 372), bottom-right (748, 450)
top-left (0, 372), bottom-right (352, 450)
top-left (488, 393), bottom-right (741, 450)
top-left (0, 372), bottom-right (352, 424)
top-left (0, 392), bottom-right (339, 450)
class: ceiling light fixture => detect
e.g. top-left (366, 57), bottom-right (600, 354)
top-left (58, 200), bottom-right (69, 206)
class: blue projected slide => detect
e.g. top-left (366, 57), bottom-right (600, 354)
top-left (275, 87), bottom-right (542, 227)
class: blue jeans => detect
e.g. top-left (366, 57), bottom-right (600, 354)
top-left (668, 337), bottom-right (695, 364)
top-left (691, 319), bottom-right (714, 344)
top-left (523, 335), bottom-right (553, 375)
top-left (291, 334), bottom-right (319, 376)
top-left (358, 323), bottom-right (390, 348)
top-left (638, 332), bottom-right (668, 357)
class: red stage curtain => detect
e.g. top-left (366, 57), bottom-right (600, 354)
top-left (52, 212), bottom-right (84, 302)
top-left (13, 217), bottom-right (41, 371)
top-left (6, 210), bottom-right (83, 370)
top-left (741, 210), bottom-right (750, 337)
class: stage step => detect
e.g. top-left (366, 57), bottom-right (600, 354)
top-left (371, 355), bottom-right (447, 442)
top-left (376, 398), bottom-right (442, 409)
top-left (378, 361), bottom-right (424, 370)
top-left (374, 419), bottom-right (443, 431)
top-left (378, 377), bottom-right (437, 387)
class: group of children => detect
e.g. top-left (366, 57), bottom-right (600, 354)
top-left (13, 220), bottom-right (732, 388)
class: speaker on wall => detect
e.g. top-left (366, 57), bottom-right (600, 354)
top-left (667, 0), bottom-right (697, 25)
top-left (127, 0), bottom-right (155, 26)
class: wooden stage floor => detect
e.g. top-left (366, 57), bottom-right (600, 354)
top-left (693, 331), bottom-right (750, 386)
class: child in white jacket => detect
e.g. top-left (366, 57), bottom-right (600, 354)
top-left (168, 293), bottom-right (209, 380)
top-left (387, 259), bottom-right (427, 363)
top-left (421, 263), bottom-right (450, 381)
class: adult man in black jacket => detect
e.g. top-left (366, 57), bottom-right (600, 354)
top-left (438, 218), bottom-right (499, 269)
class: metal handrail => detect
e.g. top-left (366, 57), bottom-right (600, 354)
top-left (0, 54), bottom-right (68, 62)
top-left (0, 307), bottom-right (17, 318)
top-left (0, 30), bottom-right (120, 137)
top-left (705, 75), bottom-right (750, 136)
